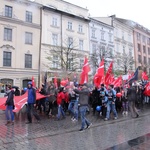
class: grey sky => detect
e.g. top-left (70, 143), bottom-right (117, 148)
top-left (65, 0), bottom-right (150, 29)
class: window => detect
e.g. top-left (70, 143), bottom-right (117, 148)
top-left (25, 54), bottom-right (32, 68)
top-left (137, 33), bottom-right (140, 41)
top-left (143, 45), bottom-right (146, 53)
top-left (78, 25), bottom-right (83, 33)
top-left (68, 22), bottom-right (72, 30)
top-left (149, 58), bottom-right (150, 64)
top-left (142, 35), bottom-right (146, 43)
top-left (147, 38), bottom-right (150, 45)
top-left (3, 51), bottom-right (11, 67)
top-left (26, 11), bottom-right (32, 23)
top-left (117, 59), bottom-right (120, 65)
top-left (128, 34), bottom-right (131, 42)
top-left (68, 37), bottom-right (73, 48)
top-left (148, 47), bottom-right (150, 55)
top-left (101, 32), bottom-right (105, 40)
top-left (92, 44), bottom-right (96, 52)
top-left (68, 58), bottom-right (73, 70)
top-left (4, 28), bottom-right (12, 41)
top-left (53, 55), bottom-right (59, 69)
top-left (138, 55), bottom-right (141, 63)
top-left (91, 29), bottom-right (95, 38)
top-left (52, 34), bottom-right (58, 46)
top-left (109, 34), bottom-right (112, 42)
top-left (52, 17), bottom-right (57, 26)
top-left (80, 59), bottom-right (84, 69)
top-left (129, 49), bottom-right (132, 56)
top-left (144, 56), bottom-right (147, 64)
top-left (5, 5), bottom-right (12, 18)
top-left (79, 40), bottom-right (83, 50)
top-left (25, 32), bottom-right (32, 44)
top-left (138, 43), bottom-right (141, 52)
top-left (122, 32), bottom-right (124, 40)
top-left (123, 46), bottom-right (125, 53)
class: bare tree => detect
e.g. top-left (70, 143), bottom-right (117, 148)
top-left (44, 38), bottom-right (85, 78)
top-left (90, 44), bottom-right (113, 75)
top-left (114, 52), bottom-right (134, 75)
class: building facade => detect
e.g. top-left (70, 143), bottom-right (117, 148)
top-left (89, 17), bottom-right (114, 75)
top-left (39, 0), bottom-right (90, 80)
top-left (96, 16), bottom-right (135, 74)
top-left (0, 0), bottom-right (41, 89)
top-left (133, 25), bottom-right (150, 75)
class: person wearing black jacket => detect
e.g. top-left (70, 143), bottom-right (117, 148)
top-left (127, 82), bottom-right (139, 118)
top-left (74, 84), bottom-right (92, 132)
top-left (5, 84), bottom-right (15, 125)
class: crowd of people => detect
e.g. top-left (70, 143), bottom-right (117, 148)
top-left (4, 80), bottom-right (150, 132)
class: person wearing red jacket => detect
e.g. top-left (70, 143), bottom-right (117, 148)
top-left (56, 87), bottom-right (65, 120)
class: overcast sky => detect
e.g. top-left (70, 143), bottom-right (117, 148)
top-left (65, 0), bottom-right (150, 29)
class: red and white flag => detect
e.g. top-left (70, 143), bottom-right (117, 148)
top-left (80, 56), bottom-right (90, 84)
top-left (32, 76), bottom-right (35, 87)
top-left (94, 59), bottom-right (104, 87)
top-left (142, 72), bottom-right (149, 80)
top-left (144, 82), bottom-right (150, 96)
top-left (105, 62), bottom-right (113, 86)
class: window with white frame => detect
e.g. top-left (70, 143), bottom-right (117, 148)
top-left (78, 24), bottom-right (83, 33)
top-left (92, 43), bottom-right (96, 52)
top-left (25, 54), bottom-right (32, 68)
top-left (68, 22), bottom-right (72, 30)
top-left (25, 32), bottom-right (32, 44)
top-left (68, 37), bottom-right (73, 48)
top-left (68, 57), bottom-right (73, 70)
top-left (53, 55), bottom-right (59, 69)
top-left (129, 48), bottom-right (132, 56)
top-left (109, 34), bottom-right (112, 42)
top-left (5, 5), bottom-right (12, 18)
top-left (52, 34), bottom-right (58, 46)
top-left (123, 46), bottom-right (125, 53)
top-left (101, 32), bottom-right (105, 40)
top-left (79, 40), bottom-right (83, 50)
top-left (4, 28), bottom-right (12, 41)
top-left (91, 29), bottom-right (95, 38)
top-left (3, 51), bottom-right (11, 67)
top-left (52, 17), bottom-right (57, 27)
top-left (26, 11), bottom-right (32, 23)
top-left (80, 59), bottom-right (84, 69)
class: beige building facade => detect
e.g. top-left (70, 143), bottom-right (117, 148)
top-left (0, 0), bottom-right (41, 90)
top-left (39, 0), bottom-right (90, 80)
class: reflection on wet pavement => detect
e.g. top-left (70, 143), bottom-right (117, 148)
top-left (0, 108), bottom-right (150, 150)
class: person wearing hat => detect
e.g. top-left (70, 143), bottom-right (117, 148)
top-left (5, 84), bottom-right (15, 125)
top-left (74, 83), bottom-right (92, 132)
top-left (26, 82), bottom-right (40, 124)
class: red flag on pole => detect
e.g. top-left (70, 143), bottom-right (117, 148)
top-left (144, 82), bottom-right (150, 96)
top-left (142, 72), bottom-right (149, 80)
top-left (105, 62), bottom-right (113, 86)
top-left (94, 59), bottom-right (104, 87)
top-left (80, 56), bottom-right (90, 84)
top-left (54, 76), bottom-right (58, 88)
top-left (32, 76), bottom-right (35, 87)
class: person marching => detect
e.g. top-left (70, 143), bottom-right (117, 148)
top-left (5, 84), bottom-right (15, 125)
top-left (26, 82), bottom-right (40, 124)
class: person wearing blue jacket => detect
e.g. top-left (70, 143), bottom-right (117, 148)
top-left (26, 82), bottom-right (40, 124)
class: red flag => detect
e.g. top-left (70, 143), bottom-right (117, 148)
top-left (142, 72), bottom-right (149, 80)
top-left (144, 82), bottom-right (150, 96)
top-left (105, 62), bottom-right (113, 86)
top-left (80, 56), bottom-right (90, 84)
top-left (114, 76), bottom-right (122, 87)
top-left (94, 59), bottom-right (104, 87)
top-left (54, 76), bottom-right (58, 88)
top-left (32, 76), bottom-right (35, 87)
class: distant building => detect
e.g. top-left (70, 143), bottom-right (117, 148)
top-left (95, 16), bottom-right (135, 74)
top-left (89, 17), bottom-right (114, 75)
top-left (0, 0), bottom-right (41, 89)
